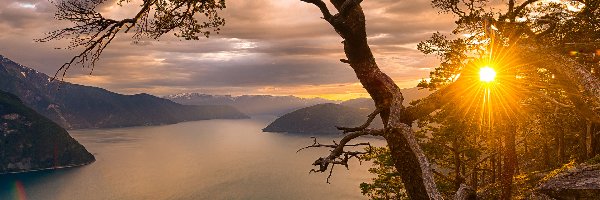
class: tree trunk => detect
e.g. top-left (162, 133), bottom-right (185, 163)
top-left (454, 138), bottom-right (462, 190)
top-left (491, 154), bottom-right (497, 184)
top-left (559, 129), bottom-right (566, 164)
top-left (592, 123), bottom-right (600, 157)
top-left (321, 1), bottom-right (443, 199)
top-left (471, 169), bottom-right (478, 191)
top-left (501, 124), bottom-right (517, 200)
top-left (587, 121), bottom-right (593, 159)
top-left (543, 141), bottom-right (551, 168)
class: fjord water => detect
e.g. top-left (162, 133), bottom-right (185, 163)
top-left (1, 117), bottom-right (382, 200)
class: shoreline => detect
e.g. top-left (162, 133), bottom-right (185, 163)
top-left (0, 160), bottom-right (96, 175)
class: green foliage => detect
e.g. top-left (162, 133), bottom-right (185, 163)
top-left (541, 160), bottom-right (576, 183)
top-left (586, 154), bottom-right (600, 164)
top-left (359, 147), bottom-right (407, 200)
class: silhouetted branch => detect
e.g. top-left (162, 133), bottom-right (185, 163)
top-left (336, 107), bottom-right (381, 133)
top-left (299, 129), bottom-right (383, 183)
top-left (39, 0), bottom-right (225, 79)
top-left (300, 0), bottom-right (333, 21)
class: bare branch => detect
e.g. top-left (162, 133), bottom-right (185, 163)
top-left (300, 0), bottom-right (333, 21)
top-left (513, 0), bottom-right (539, 17)
top-left (39, 0), bottom-right (225, 78)
top-left (538, 93), bottom-right (573, 108)
top-left (299, 129), bottom-right (383, 182)
top-left (336, 107), bottom-right (381, 133)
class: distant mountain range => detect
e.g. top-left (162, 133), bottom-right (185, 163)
top-left (263, 88), bottom-right (431, 135)
top-left (165, 93), bottom-right (335, 116)
top-left (0, 55), bottom-right (248, 129)
top-left (0, 90), bottom-right (94, 173)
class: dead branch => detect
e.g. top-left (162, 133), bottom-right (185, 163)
top-left (298, 129), bottom-right (383, 183)
top-left (336, 107), bottom-right (382, 133)
top-left (300, 0), bottom-right (333, 21)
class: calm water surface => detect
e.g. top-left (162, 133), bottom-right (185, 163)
top-left (0, 117), bottom-right (383, 200)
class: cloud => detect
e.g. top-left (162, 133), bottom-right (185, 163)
top-left (0, 0), bottom-right (456, 100)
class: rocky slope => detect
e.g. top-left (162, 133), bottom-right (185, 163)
top-left (0, 55), bottom-right (248, 129)
top-left (0, 90), bottom-right (94, 173)
top-left (536, 164), bottom-right (600, 199)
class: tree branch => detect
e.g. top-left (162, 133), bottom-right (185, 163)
top-left (520, 44), bottom-right (600, 104)
top-left (339, 0), bottom-right (364, 17)
top-left (537, 93), bottom-right (574, 108)
top-left (40, 0), bottom-right (225, 78)
top-left (300, 0), bottom-right (333, 21)
top-left (299, 129), bottom-right (383, 183)
top-left (336, 107), bottom-right (381, 133)
top-left (404, 77), bottom-right (468, 123)
top-left (513, 0), bottom-right (539, 18)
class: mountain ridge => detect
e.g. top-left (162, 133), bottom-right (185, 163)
top-left (0, 89), bottom-right (95, 174)
top-left (165, 92), bottom-right (336, 116)
top-left (263, 88), bottom-right (431, 135)
top-left (0, 55), bottom-right (248, 129)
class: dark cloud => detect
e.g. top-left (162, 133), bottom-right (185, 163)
top-left (0, 0), bottom-right (456, 98)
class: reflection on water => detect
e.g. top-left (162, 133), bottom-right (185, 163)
top-left (0, 117), bottom-right (384, 200)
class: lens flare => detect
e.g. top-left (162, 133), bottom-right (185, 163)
top-left (479, 67), bottom-right (496, 82)
top-left (14, 181), bottom-right (27, 200)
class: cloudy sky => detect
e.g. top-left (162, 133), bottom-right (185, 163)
top-left (0, 0), bottom-right (456, 100)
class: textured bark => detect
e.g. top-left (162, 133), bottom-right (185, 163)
top-left (558, 130), bottom-right (566, 163)
top-left (384, 126), bottom-right (443, 200)
top-left (587, 121), bottom-right (593, 159)
top-left (303, 0), bottom-right (443, 199)
top-left (454, 184), bottom-right (477, 200)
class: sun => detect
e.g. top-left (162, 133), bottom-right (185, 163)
top-left (479, 66), bottom-right (496, 82)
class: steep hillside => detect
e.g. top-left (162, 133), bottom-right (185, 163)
top-left (263, 103), bottom-right (383, 135)
top-left (0, 90), bottom-right (94, 173)
top-left (0, 55), bottom-right (248, 129)
top-left (264, 88), bottom-right (430, 135)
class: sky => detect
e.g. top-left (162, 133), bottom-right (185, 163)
top-left (0, 0), bottom-right (456, 100)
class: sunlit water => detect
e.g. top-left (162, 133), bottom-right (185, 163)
top-left (0, 117), bottom-right (384, 200)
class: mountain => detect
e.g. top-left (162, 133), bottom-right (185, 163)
top-left (0, 55), bottom-right (248, 129)
top-left (165, 93), bottom-right (335, 116)
top-left (340, 87), bottom-right (432, 110)
top-left (263, 88), bottom-right (431, 135)
top-left (0, 90), bottom-right (94, 174)
top-left (262, 103), bottom-right (383, 135)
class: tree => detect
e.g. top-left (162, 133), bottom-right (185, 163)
top-left (39, 0), bottom-right (600, 199)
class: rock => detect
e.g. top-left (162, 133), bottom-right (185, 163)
top-left (538, 164), bottom-right (600, 199)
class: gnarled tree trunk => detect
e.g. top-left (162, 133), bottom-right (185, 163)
top-left (302, 0), bottom-right (443, 199)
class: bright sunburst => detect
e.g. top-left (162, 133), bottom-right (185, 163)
top-left (479, 66), bottom-right (496, 82)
